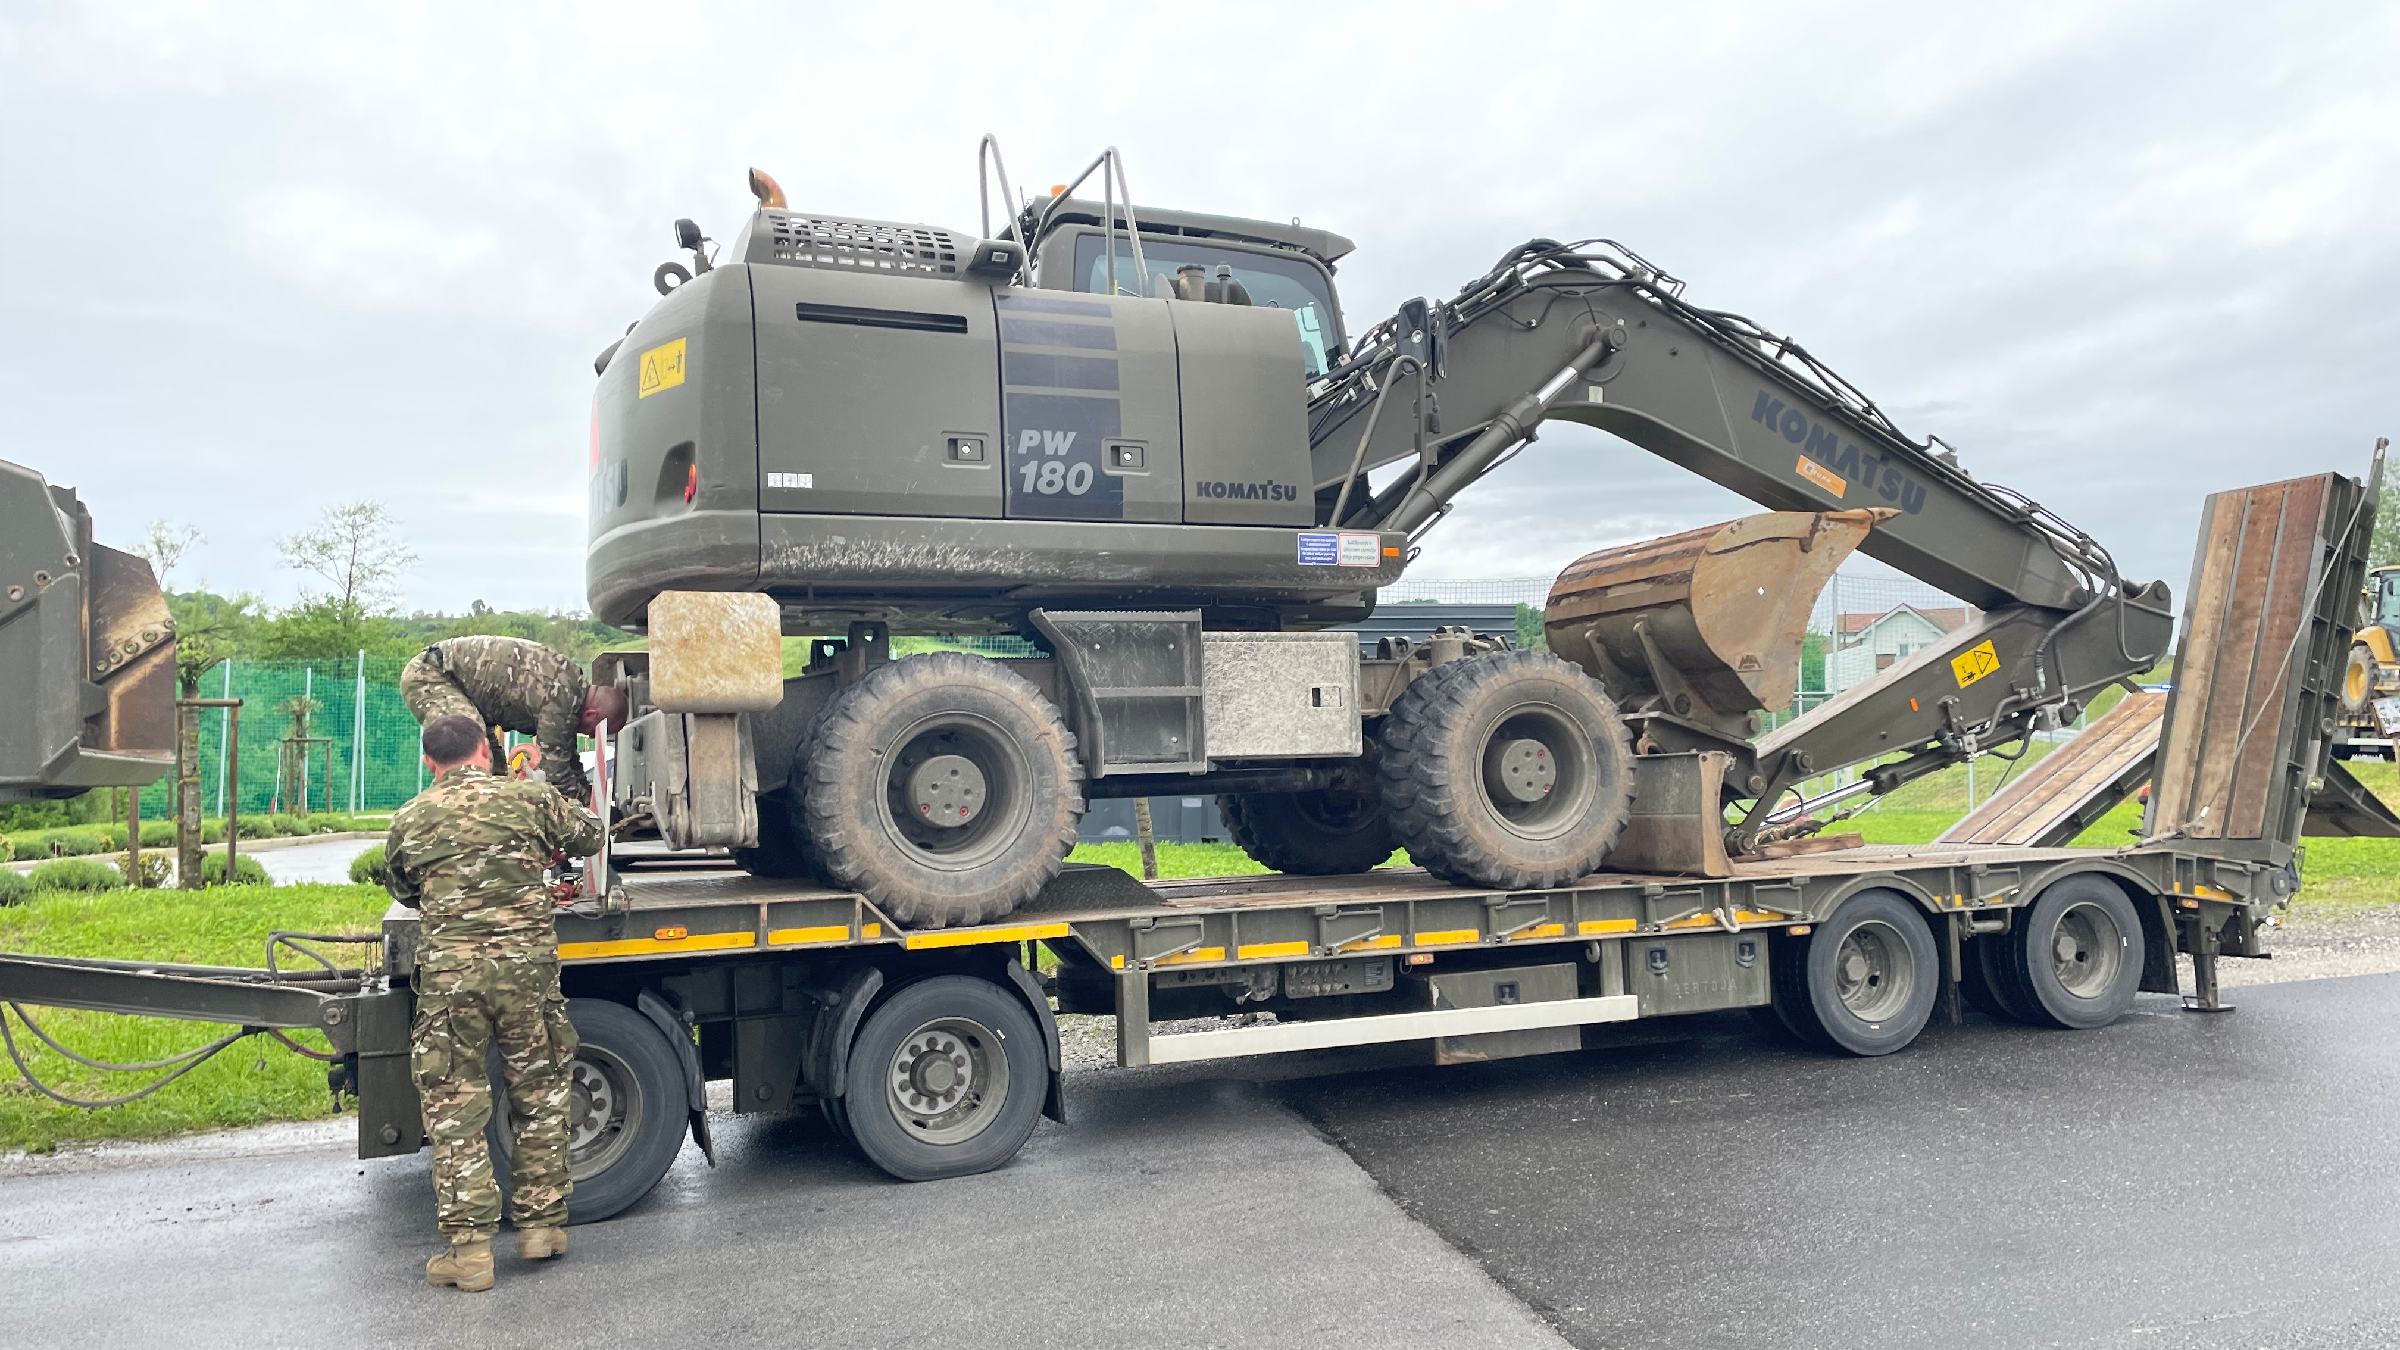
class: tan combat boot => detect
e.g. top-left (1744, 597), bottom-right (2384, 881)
top-left (426, 1238), bottom-right (495, 1292)
top-left (518, 1226), bottom-right (569, 1261)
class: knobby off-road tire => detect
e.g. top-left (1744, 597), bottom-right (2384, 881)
top-left (733, 711), bottom-right (833, 882)
top-left (490, 998), bottom-right (687, 1226)
top-left (800, 653), bottom-right (1084, 928)
top-left (1376, 650), bottom-right (1636, 891)
top-left (1219, 755), bottom-right (1396, 876)
top-left (2341, 643), bottom-right (2376, 714)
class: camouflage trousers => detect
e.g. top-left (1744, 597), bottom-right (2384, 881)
top-left (409, 953), bottom-right (578, 1242)
top-left (399, 652), bottom-right (509, 771)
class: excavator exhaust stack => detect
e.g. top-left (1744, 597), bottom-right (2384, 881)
top-left (1543, 509), bottom-right (1893, 749)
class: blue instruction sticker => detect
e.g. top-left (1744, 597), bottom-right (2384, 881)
top-left (1296, 532), bottom-right (1340, 566)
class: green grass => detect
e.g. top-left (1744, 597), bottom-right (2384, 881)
top-left (0, 883), bottom-right (388, 1152)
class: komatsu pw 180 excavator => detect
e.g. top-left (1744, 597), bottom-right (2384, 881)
top-left (589, 142), bottom-right (2176, 928)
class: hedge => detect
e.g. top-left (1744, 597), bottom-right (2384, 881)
top-left (28, 858), bottom-right (124, 892)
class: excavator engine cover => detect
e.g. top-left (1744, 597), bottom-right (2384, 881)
top-left (1544, 509), bottom-right (1889, 745)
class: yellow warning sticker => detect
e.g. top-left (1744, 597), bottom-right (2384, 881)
top-left (1795, 454), bottom-right (1847, 497)
top-left (637, 338), bottom-right (688, 398)
top-left (1951, 640), bottom-right (2001, 688)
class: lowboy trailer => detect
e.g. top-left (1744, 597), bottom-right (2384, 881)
top-left (2, 464), bottom-right (2390, 1225)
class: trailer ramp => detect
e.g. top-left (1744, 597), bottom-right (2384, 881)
top-left (1937, 691), bottom-right (2167, 849)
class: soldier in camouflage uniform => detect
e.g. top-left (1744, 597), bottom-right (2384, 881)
top-left (399, 635), bottom-right (627, 806)
top-left (386, 712), bottom-right (605, 1292)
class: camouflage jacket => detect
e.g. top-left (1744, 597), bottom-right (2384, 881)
top-left (427, 635), bottom-right (591, 799)
top-left (386, 764), bottom-right (604, 966)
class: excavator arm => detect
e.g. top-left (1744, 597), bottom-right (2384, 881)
top-left (1308, 240), bottom-right (2175, 842)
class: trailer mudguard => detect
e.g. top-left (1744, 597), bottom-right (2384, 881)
top-left (638, 988), bottom-right (714, 1166)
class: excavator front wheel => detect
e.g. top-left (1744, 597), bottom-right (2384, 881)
top-left (1377, 650), bottom-right (1634, 891)
top-left (801, 653), bottom-right (1085, 927)
top-left (2341, 642), bottom-right (2376, 714)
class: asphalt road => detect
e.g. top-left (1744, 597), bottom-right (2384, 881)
top-left (8, 976), bottom-right (2400, 1349)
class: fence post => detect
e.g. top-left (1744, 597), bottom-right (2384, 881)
top-left (352, 649), bottom-right (366, 814)
top-left (215, 659), bottom-right (232, 817)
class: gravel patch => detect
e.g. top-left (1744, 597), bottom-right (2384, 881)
top-left (2202, 904), bottom-right (2400, 989)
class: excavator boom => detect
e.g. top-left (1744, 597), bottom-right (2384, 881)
top-left (1308, 239), bottom-right (2175, 836)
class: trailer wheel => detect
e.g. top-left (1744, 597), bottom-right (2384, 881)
top-left (841, 976), bottom-right (1047, 1182)
top-left (1220, 759), bottom-right (1396, 875)
top-left (1961, 933), bottom-right (2042, 1024)
top-left (802, 653), bottom-right (1084, 927)
top-left (1773, 889), bottom-right (1938, 1056)
top-left (1377, 650), bottom-right (1635, 890)
top-left (490, 997), bottom-right (687, 1226)
top-left (2005, 875), bottom-right (2144, 1029)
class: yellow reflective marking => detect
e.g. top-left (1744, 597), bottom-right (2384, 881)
top-left (560, 930), bottom-right (754, 960)
top-left (1153, 946), bottom-right (1228, 966)
top-left (1336, 934), bottom-right (1403, 953)
top-left (1951, 640), bottom-right (2001, 688)
top-left (2179, 884), bottom-right (2237, 902)
top-left (863, 923), bottom-right (882, 939)
top-left (902, 922), bottom-right (1069, 951)
top-left (1110, 954), bottom-right (1126, 969)
top-left (766, 924), bottom-right (853, 947)
top-left (1506, 923), bottom-right (1568, 942)
top-left (1415, 928), bottom-right (1480, 947)
top-left (637, 337), bottom-right (688, 398)
top-left (1236, 940), bottom-right (1312, 960)
top-left (1578, 919), bottom-right (1638, 936)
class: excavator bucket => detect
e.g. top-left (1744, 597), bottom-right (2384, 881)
top-left (0, 459), bottom-right (176, 801)
top-left (1543, 509), bottom-right (1892, 742)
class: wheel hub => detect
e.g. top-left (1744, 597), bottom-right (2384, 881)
top-left (893, 1029), bottom-right (976, 1114)
top-left (905, 754), bottom-right (986, 830)
top-left (1489, 738), bottom-right (1556, 804)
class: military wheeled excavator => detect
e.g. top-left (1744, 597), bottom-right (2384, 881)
top-left (589, 142), bottom-right (2176, 928)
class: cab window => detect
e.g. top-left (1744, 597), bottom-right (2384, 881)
top-left (1069, 234), bottom-right (1342, 378)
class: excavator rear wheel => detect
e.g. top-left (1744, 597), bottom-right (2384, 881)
top-left (1219, 755), bottom-right (1397, 876)
top-left (800, 653), bottom-right (1084, 928)
top-left (1376, 650), bottom-right (1634, 891)
top-left (2342, 643), bottom-right (2377, 714)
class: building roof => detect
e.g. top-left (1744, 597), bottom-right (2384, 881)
top-left (1836, 604), bottom-right (1975, 638)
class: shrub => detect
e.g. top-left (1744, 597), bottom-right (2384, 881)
top-left (202, 853), bottom-right (271, 886)
top-left (30, 858), bottom-right (124, 892)
top-left (118, 850), bottom-right (170, 889)
top-left (234, 817), bottom-right (280, 841)
top-left (0, 835), bottom-right (11, 863)
top-left (348, 844), bottom-right (389, 887)
top-left (0, 870), bottom-right (31, 906)
top-left (201, 820), bottom-right (228, 844)
top-left (137, 820), bottom-right (176, 848)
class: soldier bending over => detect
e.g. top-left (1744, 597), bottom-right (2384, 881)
top-left (386, 712), bottom-right (605, 1293)
top-left (400, 636), bottom-right (627, 806)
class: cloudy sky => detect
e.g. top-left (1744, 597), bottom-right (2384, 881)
top-left (4, 1), bottom-right (2394, 615)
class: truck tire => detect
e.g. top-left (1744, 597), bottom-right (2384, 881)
top-left (489, 997), bottom-right (687, 1226)
top-left (840, 975), bottom-right (1048, 1182)
top-left (2002, 875), bottom-right (2144, 1030)
top-left (801, 653), bottom-right (1084, 927)
top-left (1377, 650), bottom-right (1635, 890)
top-left (1958, 935), bottom-right (2031, 1023)
top-left (1771, 889), bottom-right (1938, 1056)
top-left (1219, 760), bottom-right (1395, 875)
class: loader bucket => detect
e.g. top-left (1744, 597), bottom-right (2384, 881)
top-left (1543, 509), bottom-right (1890, 742)
top-left (0, 459), bottom-right (176, 801)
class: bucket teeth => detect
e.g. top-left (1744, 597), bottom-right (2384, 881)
top-left (1544, 509), bottom-right (1890, 741)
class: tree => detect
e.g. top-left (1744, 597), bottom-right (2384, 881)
top-left (133, 519), bottom-right (203, 592)
top-left (278, 500), bottom-right (416, 614)
top-left (2373, 479), bottom-right (2400, 569)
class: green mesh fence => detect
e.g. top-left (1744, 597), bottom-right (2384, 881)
top-left (137, 655), bottom-right (431, 819)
